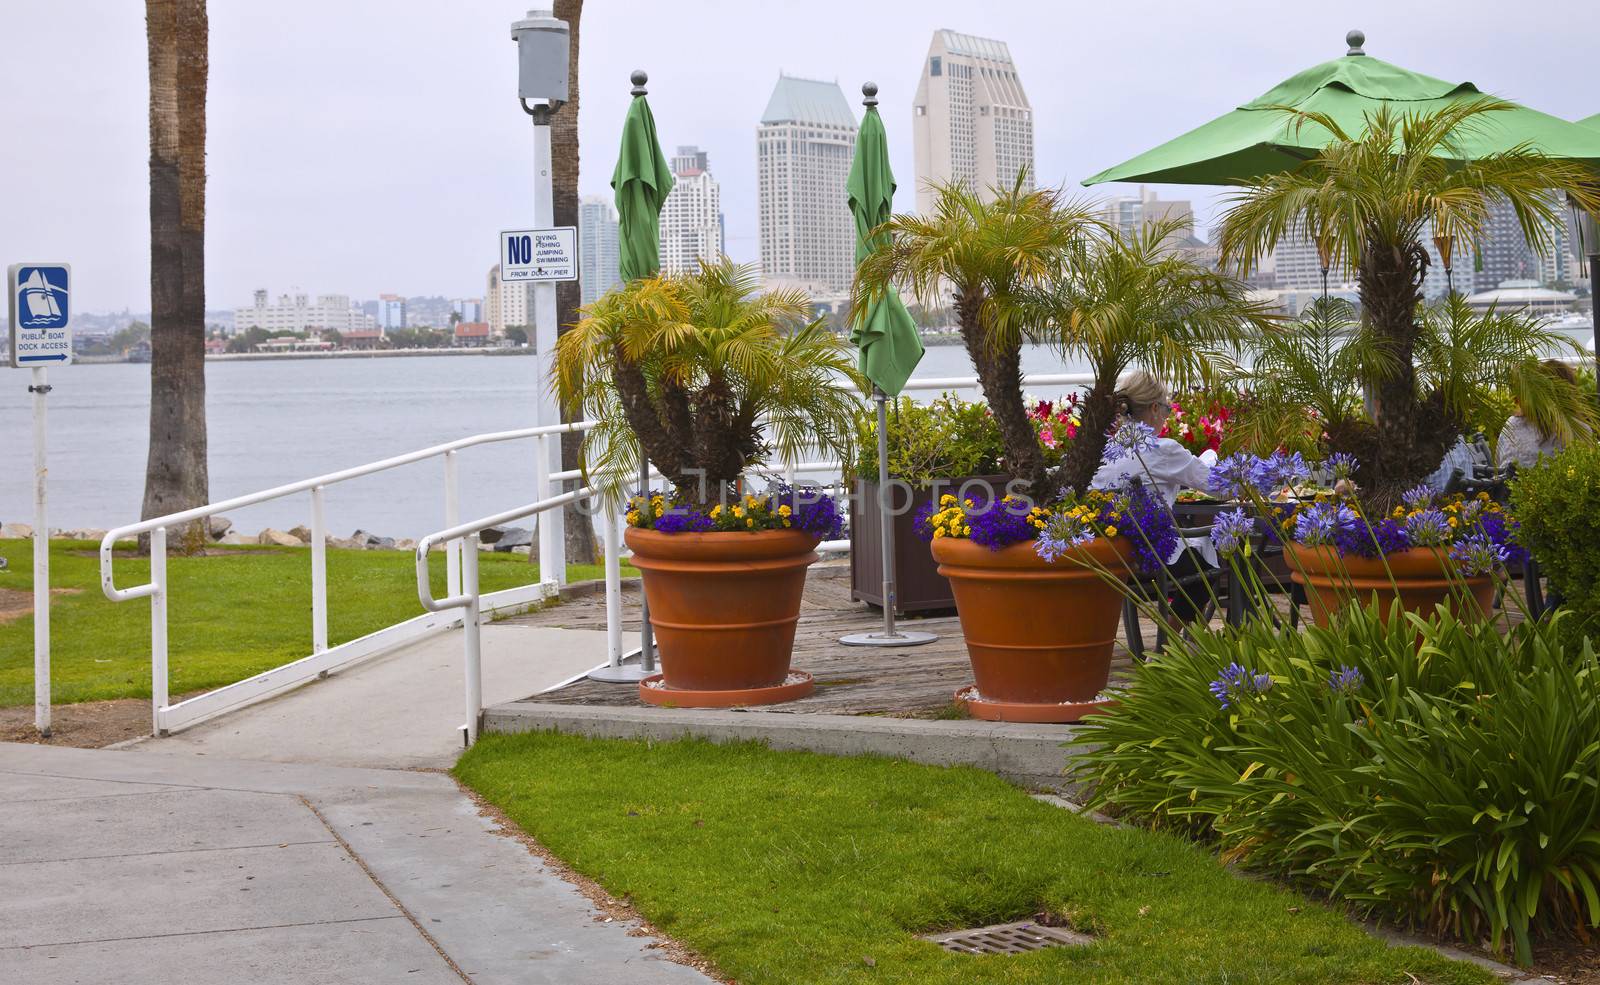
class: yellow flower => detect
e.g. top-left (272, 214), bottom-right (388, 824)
top-left (940, 494), bottom-right (957, 506)
top-left (933, 528), bottom-right (946, 538)
top-left (961, 526), bottom-right (972, 536)
top-left (746, 518), bottom-right (755, 528)
top-left (1104, 525), bottom-right (1119, 537)
top-left (782, 518), bottom-right (792, 527)
top-left (733, 506), bottom-right (746, 518)
top-left (778, 504), bottom-right (792, 517)
top-left (1107, 511), bottom-right (1120, 520)
top-left (710, 505), bottom-right (723, 518)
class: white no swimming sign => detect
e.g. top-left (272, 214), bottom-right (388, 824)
top-left (8, 263), bottom-right (73, 367)
top-left (500, 227), bottom-right (577, 282)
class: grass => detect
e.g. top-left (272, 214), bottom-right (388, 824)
top-left (0, 538), bottom-right (627, 706)
top-left (455, 732), bottom-right (1495, 985)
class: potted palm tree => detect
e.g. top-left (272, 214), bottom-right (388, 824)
top-left (555, 261), bottom-right (860, 706)
top-left (1216, 101), bottom-right (1600, 617)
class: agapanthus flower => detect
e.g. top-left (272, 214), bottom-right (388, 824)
top-left (1404, 508), bottom-right (1453, 547)
top-left (1209, 453), bottom-right (1268, 499)
top-left (1322, 452), bottom-right (1359, 482)
top-left (1295, 501), bottom-right (1357, 546)
top-left (1209, 662), bottom-right (1273, 709)
top-left (1255, 451), bottom-right (1311, 490)
top-left (1102, 420), bottom-right (1158, 465)
top-left (1034, 512), bottom-right (1096, 563)
top-left (1401, 484), bottom-right (1434, 510)
top-left (1478, 511), bottom-right (1527, 565)
top-left (1449, 533), bottom-right (1510, 576)
top-left (1329, 665), bottom-right (1364, 695)
top-left (1209, 508), bottom-right (1255, 560)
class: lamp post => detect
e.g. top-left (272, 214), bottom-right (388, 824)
top-left (1568, 196), bottom-right (1600, 399)
top-left (511, 9), bottom-right (568, 581)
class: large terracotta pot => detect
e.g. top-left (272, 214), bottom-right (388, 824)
top-left (625, 527), bottom-right (819, 701)
top-left (1286, 543), bottom-right (1495, 628)
top-left (931, 535), bottom-right (1132, 722)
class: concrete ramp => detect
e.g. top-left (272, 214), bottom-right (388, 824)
top-left (135, 625), bottom-right (609, 769)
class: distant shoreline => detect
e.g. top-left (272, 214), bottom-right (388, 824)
top-left (66, 347), bottom-right (536, 365)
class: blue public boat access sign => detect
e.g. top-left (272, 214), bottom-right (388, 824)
top-left (8, 262), bottom-right (72, 367)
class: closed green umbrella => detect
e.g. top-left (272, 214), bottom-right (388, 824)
top-left (839, 82), bottom-right (934, 650)
top-left (847, 84), bottom-right (924, 397)
top-left (1085, 30), bottom-right (1600, 187)
top-left (602, 69), bottom-right (675, 682)
top-left (611, 71), bottom-right (674, 281)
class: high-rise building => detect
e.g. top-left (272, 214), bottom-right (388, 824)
top-left (485, 264), bottom-right (530, 338)
top-left (577, 196), bottom-right (622, 305)
top-left (1269, 228), bottom-right (1457, 301)
top-left (660, 145), bottom-right (723, 276)
top-left (757, 74), bottom-right (858, 294)
top-left (1100, 187), bottom-right (1194, 247)
top-left (235, 289), bottom-right (376, 335)
top-left (912, 30), bottom-right (1035, 215)
top-left (376, 293), bottom-right (407, 330)
top-left (451, 297), bottom-right (484, 323)
top-left (1471, 195), bottom-right (1587, 292)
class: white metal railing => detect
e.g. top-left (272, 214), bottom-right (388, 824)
top-left (95, 370), bottom-right (1101, 738)
top-left (99, 420), bottom-right (594, 734)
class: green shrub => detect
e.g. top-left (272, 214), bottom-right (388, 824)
top-left (1073, 606), bottom-right (1600, 965)
top-left (851, 394), bottom-right (1004, 484)
top-left (1512, 443), bottom-right (1600, 624)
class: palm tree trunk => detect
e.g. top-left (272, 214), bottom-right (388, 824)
top-left (955, 289), bottom-right (1046, 498)
top-left (549, 0), bottom-right (597, 564)
top-left (1357, 233), bottom-right (1454, 510)
top-left (1058, 373), bottom-right (1118, 495)
top-left (141, 0), bottom-right (209, 554)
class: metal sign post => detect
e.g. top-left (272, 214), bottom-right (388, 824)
top-left (10, 262), bottom-right (73, 737)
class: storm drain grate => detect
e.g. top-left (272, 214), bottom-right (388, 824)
top-left (923, 920), bottom-right (1093, 955)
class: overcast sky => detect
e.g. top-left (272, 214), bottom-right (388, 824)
top-left (3, 1), bottom-right (1594, 315)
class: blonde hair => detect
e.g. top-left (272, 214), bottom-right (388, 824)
top-left (1113, 369), bottom-right (1171, 420)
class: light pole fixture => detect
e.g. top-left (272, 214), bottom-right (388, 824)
top-left (1567, 195), bottom-right (1600, 398)
top-left (511, 9), bottom-right (569, 121)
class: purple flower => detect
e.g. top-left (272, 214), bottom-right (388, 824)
top-left (1449, 533), bottom-right (1510, 576)
top-left (1034, 515), bottom-right (1095, 563)
top-left (967, 498), bottom-right (1038, 550)
top-left (1101, 482), bottom-right (1178, 576)
top-left (1322, 452), bottom-right (1359, 481)
top-left (1256, 451), bottom-right (1310, 490)
top-left (1404, 508), bottom-right (1453, 547)
top-left (777, 485), bottom-right (844, 539)
top-left (1210, 453), bottom-right (1268, 499)
top-left (1334, 516), bottom-right (1409, 558)
top-left (1294, 502), bottom-right (1357, 546)
top-left (1401, 484), bottom-right (1434, 510)
top-left (653, 508), bottom-right (715, 533)
top-left (1478, 512), bottom-right (1527, 565)
top-left (1210, 508), bottom-right (1255, 559)
top-left (1329, 665), bottom-right (1364, 695)
top-left (1209, 662), bottom-right (1273, 709)
top-left (1103, 420), bottom-right (1158, 465)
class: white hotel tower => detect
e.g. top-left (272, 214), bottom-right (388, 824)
top-left (912, 30), bottom-right (1035, 214)
top-left (757, 75), bottom-right (858, 295)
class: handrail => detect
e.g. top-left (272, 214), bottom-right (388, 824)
top-left (416, 485), bottom-right (593, 613)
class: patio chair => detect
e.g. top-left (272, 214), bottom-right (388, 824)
top-left (1120, 525), bottom-right (1229, 659)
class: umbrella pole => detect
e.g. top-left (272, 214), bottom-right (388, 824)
top-left (1591, 252), bottom-right (1600, 405)
top-left (841, 388), bottom-right (936, 647)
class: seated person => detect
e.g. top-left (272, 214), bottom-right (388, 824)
top-left (1499, 359), bottom-right (1582, 470)
top-left (1091, 370), bottom-right (1218, 628)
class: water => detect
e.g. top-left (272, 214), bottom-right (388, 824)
top-left (0, 345), bottom-right (1086, 539)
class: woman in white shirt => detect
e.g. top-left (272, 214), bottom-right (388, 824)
top-left (1090, 369), bottom-right (1217, 625)
top-left (1499, 360), bottom-right (1580, 470)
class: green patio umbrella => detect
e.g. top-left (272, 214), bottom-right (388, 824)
top-left (1084, 30), bottom-right (1600, 187)
top-left (601, 69), bottom-right (675, 683)
top-left (839, 82), bottom-right (934, 649)
top-left (611, 71), bottom-right (674, 282)
top-left (1582, 114), bottom-right (1600, 130)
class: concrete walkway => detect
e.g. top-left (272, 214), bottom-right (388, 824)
top-left (0, 743), bottom-right (711, 985)
top-left (137, 624), bottom-right (611, 769)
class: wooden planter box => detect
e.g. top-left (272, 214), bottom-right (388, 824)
top-left (849, 475), bottom-right (1009, 615)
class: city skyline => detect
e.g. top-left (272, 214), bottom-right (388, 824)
top-left (4, 2), bottom-right (1597, 313)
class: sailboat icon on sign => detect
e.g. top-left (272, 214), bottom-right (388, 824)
top-left (13, 266), bottom-right (70, 330)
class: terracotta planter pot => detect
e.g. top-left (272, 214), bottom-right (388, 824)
top-left (932, 535), bottom-right (1132, 722)
top-left (849, 476), bottom-right (1010, 614)
top-left (1286, 543), bottom-right (1495, 628)
top-left (625, 527), bottom-right (819, 703)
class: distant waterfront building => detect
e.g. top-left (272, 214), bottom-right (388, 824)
top-left (1099, 187), bottom-right (1195, 251)
top-left (376, 293), bottom-right (407, 330)
top-left (578, 196), bottom-right (623, 305)
top-left (1268, 229), bottom-right (1457, 301)
top-left (235, 289), bottom-right (377, 335)
top-left (757, 74), bottom-right (858, 294)
top-left (660, 146), bottom-right (724, 276)
top-left (912, 30), bottom-right (1035, 214)
top-left (1465, 279), bottom-right (1577, 317)
top-left (1471, 195), bottom-right (1587, 292)
top-left (452, 321), bottom-right (492, 347)
top-left (451, 297), bottom-right (484, 323)
top-left (486, 264), bottom-right (530, 338)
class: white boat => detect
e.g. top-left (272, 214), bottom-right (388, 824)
top-left (1541, 312), bottom-right (1594, 353)
top-left (18, 268), bottom-right (65, 325)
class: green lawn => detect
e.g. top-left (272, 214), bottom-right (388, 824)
top-left (0, 538), bottom-right (621, 706)
top-left (455, 732), bottom-right (1494, 985)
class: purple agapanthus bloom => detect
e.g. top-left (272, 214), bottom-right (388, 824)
top-left (1322, 452), bottom-right (1359, 482)
top-left (1478, 511), bottom-right (1527, 565)
top-left (1210, 508), bottom-right (1255, 560)
top-left (1102, 420), bottom-right (1158, 465)
top-left (1401, 484), bottom-right (1434, 510)
top-left (1034, 513), bottom-right (1095, 563)
top-left (1329, 665), bottom-right (1364, 695)
top-left (1104, 482), bottom-right (1179, 576)
top-left (1449, 533), bottom-right (1510, 576)
top-left (1404, 508), bottom-right (1453, 547)
top-left (1295, 501), bottom-right (1357, 546)
top-left (1209, 662), bottom-right (1273, 709)
top-left (1255, 451), bottom-right (1310, 490)
top-left (1210, 453), bottom-right (1268, 499)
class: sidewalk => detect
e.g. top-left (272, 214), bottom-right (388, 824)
top-left (0, 743), bottom-right (711, 985)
